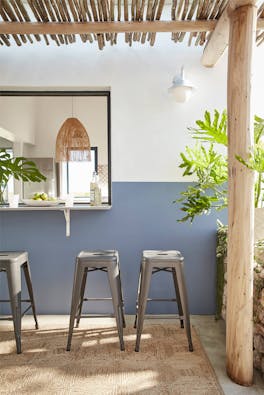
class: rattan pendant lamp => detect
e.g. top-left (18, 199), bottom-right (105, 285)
top-left (55, 97), bottom-right (91, 162)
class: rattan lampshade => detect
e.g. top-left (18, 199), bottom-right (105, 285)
top-left (55, 117), bottom-right (91, 162)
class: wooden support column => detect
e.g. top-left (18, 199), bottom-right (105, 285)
top-left (227, 4), bottom-right (257, 386)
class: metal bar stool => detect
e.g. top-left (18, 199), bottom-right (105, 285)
top-left (134, 250), bottom-right (193, 352)
top-left (0, 251), bottom-right (38, 354)
top-left (66, 250), bottom-right (126, 351)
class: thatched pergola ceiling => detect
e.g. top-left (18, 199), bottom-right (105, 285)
top-left (258, 2), bottom-right (264, 45)
top-left (0, 0), bottom-right (263, 49)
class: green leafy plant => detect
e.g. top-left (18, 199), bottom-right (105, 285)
top-left (176, 110), bottom-right (264, 222)
top-left (236, 116), bottom-right (264, 208)
top-left (0, 149), bottom-right (46, 204)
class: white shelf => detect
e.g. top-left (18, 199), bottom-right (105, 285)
top-left (0, 204), bottom-right (111, 211)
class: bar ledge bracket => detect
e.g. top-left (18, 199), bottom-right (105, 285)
top-left (63, 208), bottom-right (71, 237)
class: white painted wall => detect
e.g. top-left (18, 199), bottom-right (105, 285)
top-left (0, 95), bottom-right (108, 165)
top-left (0, 30), bottom-right (263, 181)
top-left (0, 96), bottom-right (36, 146)
top-left (23, 96), bottom-right (108, 165)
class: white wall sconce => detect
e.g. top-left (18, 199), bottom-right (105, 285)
top-left (168, 66), bottom-right (195, 103)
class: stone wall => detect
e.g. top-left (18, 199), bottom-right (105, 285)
top-left (253, 242), bottom-right (264, 374)
top-left (216, 226), bottom-right (264, 376)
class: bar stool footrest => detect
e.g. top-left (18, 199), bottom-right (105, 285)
top-left (147, 298), bottom-right (177, 302)
top-left (82, 297), bottom-right (113, 301)
top-left (0, 299), bottom-right (31, 303)
top-left (77, 314), bottom-right (115, 319)
top-left (143, 314), bottom-right (182, 320)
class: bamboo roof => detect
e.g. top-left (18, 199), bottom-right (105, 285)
top-left (0, 0), bottom-right (263, 49)
top-left (257, 2), bottom-right (264, 45)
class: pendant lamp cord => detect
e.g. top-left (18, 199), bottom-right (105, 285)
top-left (71, 96), bottom-right (73, 118)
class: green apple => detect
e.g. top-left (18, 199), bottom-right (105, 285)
top-left (33, 193), bottom-right (40, 200)
top-left (41, 193), bottom-right (48, 200)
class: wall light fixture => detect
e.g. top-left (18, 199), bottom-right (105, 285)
top-left (168, 66), bottom-right (195, 103)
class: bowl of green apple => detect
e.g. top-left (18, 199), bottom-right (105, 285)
top-left (23, 193), bottom-right (61, 206)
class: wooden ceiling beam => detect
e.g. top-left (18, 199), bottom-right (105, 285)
top-left (0, 19), bottom-right (263, 35)
top-left (0, 18), bottom-right (262, 46)
top-left (201, 7), bottom-right (230, 67)
top-left (201, 0), bottom-right (261, 67)
top-left (0, 20), bottom-right (218, 34)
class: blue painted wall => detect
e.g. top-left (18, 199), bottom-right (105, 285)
top-left (0, 182), bottom-right (227, 315)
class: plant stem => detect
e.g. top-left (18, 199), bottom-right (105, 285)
top-left (256, 172), bottom-right (262, 208)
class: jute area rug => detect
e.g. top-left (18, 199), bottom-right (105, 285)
top-left (0, 316), bottom-right (223, 395)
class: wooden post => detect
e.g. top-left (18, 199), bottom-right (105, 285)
top-left (227, 4), bottom-right (257, 386)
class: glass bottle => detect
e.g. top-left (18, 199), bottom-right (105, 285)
top-left (90, 171), bottom-right (102, 206)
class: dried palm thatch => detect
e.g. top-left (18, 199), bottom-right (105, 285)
top-left (257, 2), bottom-right (264, 46)
top-left (0, 0), bottom-right (263, 49)
top-left (55, 117), bottom-right (91, 162)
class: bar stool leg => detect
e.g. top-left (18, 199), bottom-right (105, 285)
top-left (175, 262), bottom-right (193, 352)
top-left (76, 268), bottom-right (88, 328)
top-left (66, 262), bottom-right (85, 351)
top-left (22, 262), bottom-right (39, 329)
top-left (107, 266), bottom-right (125, 351)
top-left (7, 265), bottom-right (22, 354)
top-left (117, 266), bottom-right (126, 328)
top-left (172, 268), bottom-right (184, 329)
top-left (135, 264), bottom-right (152, 352)
top-left (134, 262), bottom-right (143, 329)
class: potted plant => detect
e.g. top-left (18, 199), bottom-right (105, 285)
top-left (0, 149), bottom-right (46, 205)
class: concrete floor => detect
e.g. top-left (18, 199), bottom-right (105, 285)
top-left (190, 315), bottom-right (264, 395)
top-left (1, 315), bottom-right (264, 394)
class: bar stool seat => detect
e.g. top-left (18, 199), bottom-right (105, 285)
top-left (0, 251), bottom-right (38, 354)
top-left (134, 250), bottom-right (193, 352)
top-left (66, 250), bottom-right (126, 351)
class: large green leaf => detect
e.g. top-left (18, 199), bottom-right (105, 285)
top-left (188, 109), bottom-right (228, 146)
top-left (254, 115), bottom-right (264, 144)
top-left (0, 149), bottom-right (46, 193)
